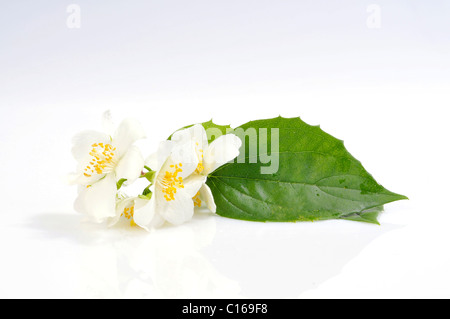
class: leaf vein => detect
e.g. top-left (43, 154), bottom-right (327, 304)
top-left (208, 178), bottom-right (254, 217)
top-left (217, 177), bottom-right (284, 211)
top-left (212, 150), bottom-right (355, 174)
top-left (209, 175), bottom-right (382, 195)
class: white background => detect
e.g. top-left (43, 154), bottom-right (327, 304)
top-left (0, 1), bottom-right (449, 298)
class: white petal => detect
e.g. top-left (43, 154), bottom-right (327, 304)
top-left (154, 144), bottom-right (198, 184)
top-left (132, 198), bottom-right (154, 227)
top-left (109, 196), bottom-right (135, 226)
top-left (154, 175), bottom-right (204, 225)
top-left (70, 130), bottom-right (111, 186)
top-left (113, 118), bottom-right (146, 157)
top-left (67, 171), bottom-right (107, 186)
top-left (171, 124), bottom-right (208, 150)
top-left (73, 174), bottom-right (117, 223)
top-left (170, 141), bottom-right (198, 178)
top-left (71, 130), bottom-right (110, 163)
top-left (145, 140), bottom-right (174, 172)
top-left (157, 192), bottom-right (195, 226)
top-left (133, 197), bottom-right (165, 231)
top-left (183, 174), bottom-right (207, 198)
top-left (172, 125), bottom-right (208, 174)
top-left (203, 134), bottom-right (242, 174)
top-left (67, 172), bottom-right (85, 185)
top-left (146, 211), bottom-right (165, 230)
top-left (200, 184), bottom-right (216, 213)
top-left (114, 145), bottom-right (144, 184)
top-left (153, 164), bottom-right (204, 203)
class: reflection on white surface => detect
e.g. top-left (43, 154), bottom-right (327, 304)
top-left (77, 214), bottom-right (241, 298)
top-left (25, 212), bottom-right (396, 298)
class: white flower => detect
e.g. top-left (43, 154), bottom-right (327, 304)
top-left (135, 124), bottom-right (241, 230)
top-left (70, 114), bottom-right (146, 223)
top-left (133, 139), bottom-right (206, 230)
top-left (170, 124), bottom-right (242, 213)
top-left (110, 194), bottom-right (165, 228)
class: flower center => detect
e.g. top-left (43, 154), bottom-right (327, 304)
top-left (161, 163), bottom-right (184, 201)
top-left (123, 205), bottom-right (134, 219)
top-left (193, 191), bottom-right (202, 207)
top-left (84, 143), bottom-right (117, 177)
top-left (122, 205), bottom-right (136, 226)
top-left (195, 143), bottom-right (204, 174)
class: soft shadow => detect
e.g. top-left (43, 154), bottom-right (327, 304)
top-left (27, 212), bottom-right (93, 243)
top-left (205, 219), bottom-right (400, 298)
top-left (25, 212), bottom-right (148, 245)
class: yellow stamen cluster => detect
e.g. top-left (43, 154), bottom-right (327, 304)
top-left (122, 206), bottom-right (136, 226)
top-left (123, 206), bottom-right (134, 219)
top-left (193, 191), bottom-right (202, 207)
top-left (161, 163), bottom-right (184, 201)
top-left (195, 147), bottom-right (204, 174)
top-left (84, 143), bottom-right (116, 177)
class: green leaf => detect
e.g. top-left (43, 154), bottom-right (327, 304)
top-left (141, 187), bottom-right (152, 198)
top-left (206, 116), bottom-right (407, 223)
top-left (141, 170), bottom-right (156, 183)
top-left (340, 206), bottom-right (384, 225)
top-left (116, 178), bottom-right (127, 190)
